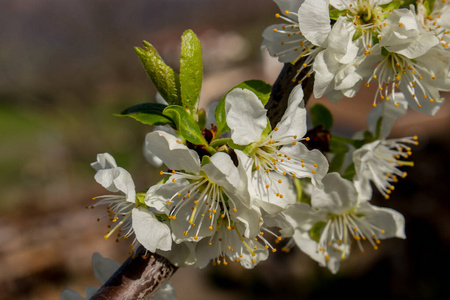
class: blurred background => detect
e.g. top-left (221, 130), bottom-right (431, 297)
top-left (1, 1), bottom-right (449, 299)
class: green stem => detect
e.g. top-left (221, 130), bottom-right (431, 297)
top-left (210, 138), bottom-right (232, 148)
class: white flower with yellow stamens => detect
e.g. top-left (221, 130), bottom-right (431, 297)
top-left (144, 131), bottom-right (270, 268)
top-left (262, 0), bottom-right (319, 83)
top-left (225, 85), bottom-right (329, 214)
top-left (416, 0), bottom-right (450, 49)
top-left (353, 135), bottom-right (418, 200)
top-left (90, 153), bottom-right (172, 254)
top-left (297, 0), bottom-right (395, 100)
top-left (284, 173), bottom-right (406, 274)
top-left (364, 8), bottom-right (450, 114)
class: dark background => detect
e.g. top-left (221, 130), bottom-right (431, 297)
top-left (1, 1), bottom-right (449, 299)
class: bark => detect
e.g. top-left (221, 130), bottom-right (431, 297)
top-left (266, 60), bottom-right (314, 127)
top-left (90, 246), bottom-right (178, 300)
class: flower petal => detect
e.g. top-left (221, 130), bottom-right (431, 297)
top-left (311, 172), bottom-right (357, 214)
top-left (357, 202), bottom-right (406, 239)
top-left (145, 131), bottom-right (201, 174)
top-left (132, 207), bottom-right (172, 252)
top-left (298, 0), bottom-right (331, 46)
top-left (201, 152), bottom-right (239, 190)
top-left (91, 153), bottom-right (117, 171)
top-left (272, 84), bottom-right (307, 140)
top-left (225, 88), bottom-right (267, 145)
top-left (94, 167), bottom-right (136, 203)
top-left (91, 252), bottom-right (120, 285)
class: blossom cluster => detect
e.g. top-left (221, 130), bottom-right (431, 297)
top-left (74, 2), bottom-right (447, 297)
top-left (263, 0), bottom-right (450, 116)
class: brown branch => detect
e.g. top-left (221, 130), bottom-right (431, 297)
top-left (266, 60), bottom-right (314, 127)
top-left (90, 246), bottom-right (178, 300)
top-left (90, 58), bottom-right (314, 300)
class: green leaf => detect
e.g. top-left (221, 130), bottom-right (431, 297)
top-left (397, 0), bottom-right (415, 9)
top-left (422, 0), bottom-right (436, 14)
top-left (329, 8), bottom-right (347, 21)
top-left (310, 221), bottom-right (327, 242)
top-left (116, 103), bottom-right (175, 126)
top-left (201, 155), bottom-right (212, 167)
top-left (310, 103), bottom-right (333, 130)
top-left (180, 30), bottom-right (203, 115)
top-left (215, 80), bottom-right (272, 138)
top-left (163, 105), bottom-right (207, 146)
top-left (135, 41), bottom-right (181, 106)
top-left (235, 80), bottom-right (272, 105)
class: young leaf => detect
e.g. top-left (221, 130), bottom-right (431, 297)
top-left (310, 103), bottom-right (333, 130)
top-left (180, 30), bottom-right (203, 115)
top-left (422, 0), bottom-right (436, 15)
top-left (329, 8), bottom-right (347, 21)
top-left (163, 105), bottom-right (207, 146)
top-left (135, 41), bottom-right (181, 106)
top-left (116, 103), bottom-right (175, 126)
top-left (215, 80), bottom-right (272, 138)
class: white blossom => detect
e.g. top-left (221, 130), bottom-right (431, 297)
top-left (144, 131), bottom-right (270, 268)
top-left (416, 0), bottom-right (450, 49)
top-left (225, 86), bottom-right (329, 214)
top-left (284, 173), bottom-right (405, 273)
top-left (90, 153), bottom-right (171, 254)
top-left (353, 135), bottom-right (418, 200)
top-left (262, 0), bottom-right (320, 83)
top-left (364, 8), bottom-right (450, 115)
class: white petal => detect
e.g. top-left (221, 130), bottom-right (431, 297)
top-left (154, 282), bottom-right (177, 300)
top-left (132, 207), bottom-right (172, 252)
top-left (283, 202), bottom-right (324, 231)
top-left (225, 88), bottom-right (267, 145)
top-left (60, 289), bottom-right (85, 300)
top-left (313, 50), bottom-right (338, 98)
top-left (357, 202), bottom-right (406, 239)
top-left (262, 24), bottom-right (304, 63)
top-left (91, 153), bottom-right (117, 171)
top-left (272, 84), bottom-right (307, 140)
top-left (143, 126), bottom-right (177, 167)
top-left (274, 0), bottom-right (305, 15)
top-left (157, 242), bottom-right (197, 267)
top-left (279, 143), bottom-right (329, 188)
top-left (85, 286), bottom-right (100, 299)
top-left (201, 152), bottom-right (239, 190)
top-left (145, 179), bottom-right (189, 215)
top-left (367, 92), bottom-right (408, 138)
top-left (94, 167), bottom-right (136, 203)
top-left (298, 0), bottom-right (331, 46)
top-left (91, 252), bottom-right (120, 285)
top-left (145, 131), bottom-right (201, 174)
top-left (311, 172), bottom-right (357, 214)
top-left (292, 230), bottom-right (343, 274)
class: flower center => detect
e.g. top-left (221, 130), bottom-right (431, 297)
top-left (369, 136), bottom-right (418, 199)
top-left (160, 170), bottom-right (238, 240)
top-left (366, 50), bottom-right (438, 107)
top-left (314, 211), bottom-right (386, 261)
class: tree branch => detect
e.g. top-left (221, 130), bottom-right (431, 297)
top-left (266, 60), bottom-right (314, 127)
top-left (90, 246), bottom-right (178, 300)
